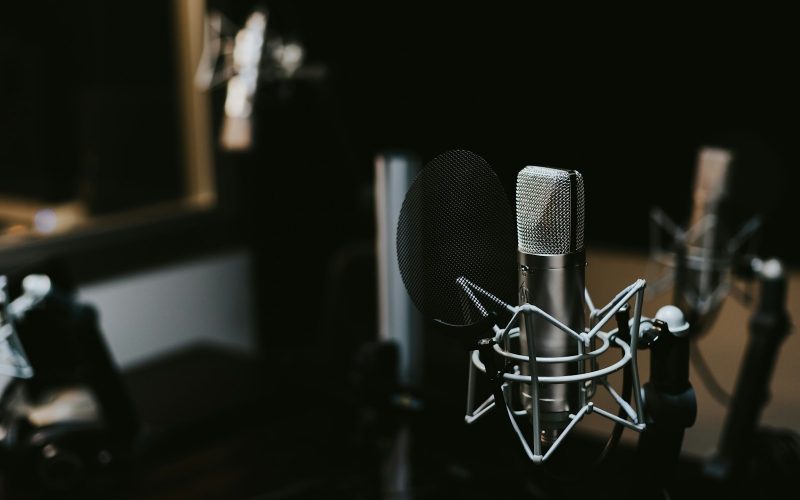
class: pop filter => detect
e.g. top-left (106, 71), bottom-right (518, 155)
top-left (396, 150), bottom-right (516, 328)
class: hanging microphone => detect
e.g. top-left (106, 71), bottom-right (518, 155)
top-left (677, 147), bottom-right (733, 334)
top-left (516, 166), bottom-right (585, 444)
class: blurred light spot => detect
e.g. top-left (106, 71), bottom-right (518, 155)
top-left (34, 209), bottom-right (58, 233)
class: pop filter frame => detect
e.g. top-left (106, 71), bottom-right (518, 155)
top-left (396, 150), bottom-right (517, 328)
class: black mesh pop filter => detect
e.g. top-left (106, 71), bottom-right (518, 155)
top-left (396, 150), bottom-right (516, 327)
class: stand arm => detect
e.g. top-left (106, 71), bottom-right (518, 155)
top-left (636, 305), bottom-right (697, 495)
top-left (638, 324), bottom-right (697, 492)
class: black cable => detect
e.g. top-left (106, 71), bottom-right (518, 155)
top-left (690, 339), bottom-right (732, 406)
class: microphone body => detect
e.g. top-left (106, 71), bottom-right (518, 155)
top-left (516, 166), bottom-right (585, 442)
top-left (518, 251), bottom-right (584, 439)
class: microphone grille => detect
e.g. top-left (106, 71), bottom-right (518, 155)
top-left (516, 166), bottom-right (585, 254)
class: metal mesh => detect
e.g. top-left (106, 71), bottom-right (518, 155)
top-left (396, 150), bottom-right (516, 326)
top-left (516, 166), bottom-right (585, 255)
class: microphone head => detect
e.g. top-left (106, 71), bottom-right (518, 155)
top-left (516, 166), bottom-right (585, 255)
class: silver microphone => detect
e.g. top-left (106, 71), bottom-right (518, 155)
top-left (680, 146), bottom-right (733, 334)
top-left (516, 166), bottom-right (585, 445)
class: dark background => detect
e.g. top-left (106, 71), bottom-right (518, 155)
top-left (242, 3), bottom-right (800, 332)
top-left (0, 1), bottom-right (183, 213)
top-left (250, 2), bottom-right (798, 265)
top-left (1, 1), bottom-right (796, 273)
top-left (0, 2), bottom-right (797, 497)
top-left (2, 0), bottom-right (796, 382)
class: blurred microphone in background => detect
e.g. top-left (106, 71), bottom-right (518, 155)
top-left (675, 146), bottom-right (734, 336)
top-left (650, 143), bottom-right (768, 340)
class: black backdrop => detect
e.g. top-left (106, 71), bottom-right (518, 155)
top-left (0, 0), bottom-right (183, 213)
top-left (2, 1), bottom-right (795, 350)
top-left (224, 3), bottom-right (800, 370)
top-left (2, 1), bottom-right (795, 265)
top-left (250, 2), bottom-right (798, 263)
top-left (0, 5), bottom-right (795, 492)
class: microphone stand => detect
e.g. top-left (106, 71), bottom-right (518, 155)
top-left (635, 245), bottom-right (698, 497)
top-left (704, 258), bottom-right (793, 486)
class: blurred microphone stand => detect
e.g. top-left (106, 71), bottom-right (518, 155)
top-left (704, 257), bottom-right (797, 496)
top-left (635, 275), bottom-right (697, 499)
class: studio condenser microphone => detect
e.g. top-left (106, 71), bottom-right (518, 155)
top-left (516, 166), bottom-right (585, 444)
top-left (399, 151), bottom-right (655, 465)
